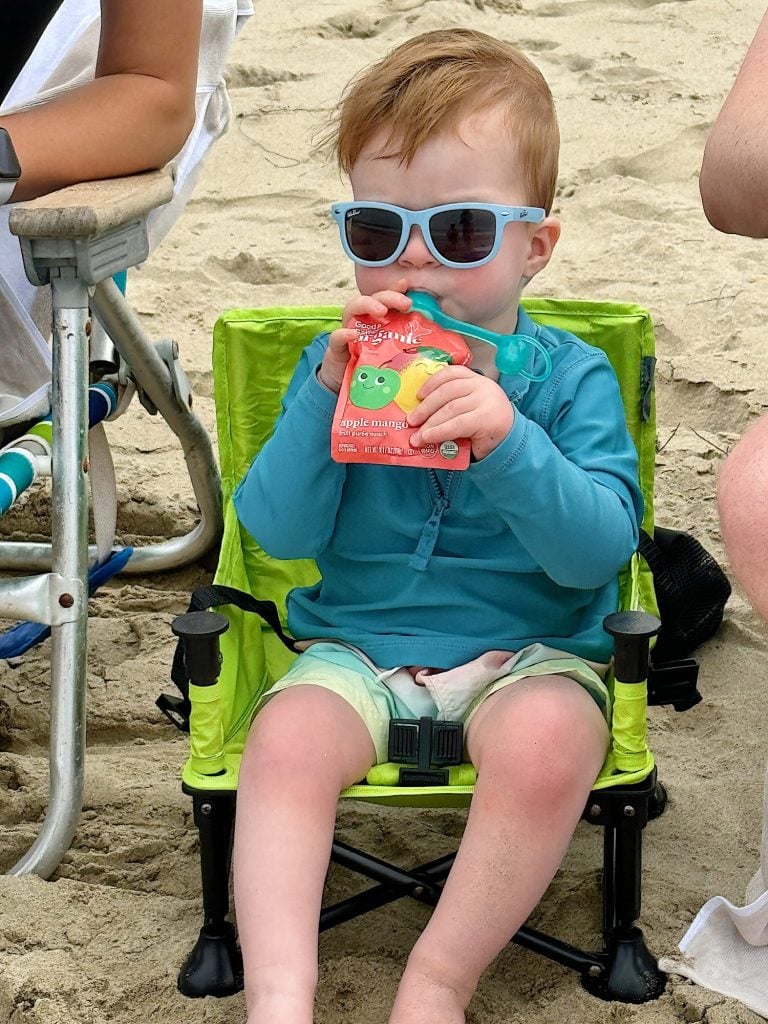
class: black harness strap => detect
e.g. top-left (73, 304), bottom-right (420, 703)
top-left (158, 584), bottom-right (298, 733)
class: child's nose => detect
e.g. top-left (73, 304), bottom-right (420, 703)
top-left (398, 227), bottom-right (438, 268)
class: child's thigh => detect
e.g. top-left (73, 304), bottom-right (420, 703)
top-left (246, 684), bottom-right (376, 786)
top-left (252, 646), bottom-right (402, 765)
top-left (465, 674), bottom-right (609, 784)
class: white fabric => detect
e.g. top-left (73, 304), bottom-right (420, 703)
top-left (0, 0), bottom-right (253, 427)
top-left (0, 180), bottom-right (17, 205)
top-left (660, 761), bottom-right (768, 1017)
top-left (88, 421), bottom-right (116, 566)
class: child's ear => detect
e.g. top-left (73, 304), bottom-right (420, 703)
top-left (524, 216), bottom-right (561, 280)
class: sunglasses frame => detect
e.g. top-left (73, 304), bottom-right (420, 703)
top-left (331, 201), bottom-right (546, 269)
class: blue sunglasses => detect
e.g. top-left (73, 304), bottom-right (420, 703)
top-left (331, 201), bottom-right (546, 269)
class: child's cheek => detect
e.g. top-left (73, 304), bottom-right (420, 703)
top-left (355, 266), bottom-right (393, 296)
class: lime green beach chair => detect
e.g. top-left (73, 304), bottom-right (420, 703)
top-left (164, 299), bottom-right (702, 1005)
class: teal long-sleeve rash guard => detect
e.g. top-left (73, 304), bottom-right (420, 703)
top-left (234, 307), bottom-right (643, 669)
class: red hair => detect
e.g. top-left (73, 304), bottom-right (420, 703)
top-left (324, 29), bottom-right (560, 211)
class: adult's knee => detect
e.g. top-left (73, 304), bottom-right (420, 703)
top-left (717, 419), bottom-right (768, 617)
top-left (718, 417), bottom-right (768, 534)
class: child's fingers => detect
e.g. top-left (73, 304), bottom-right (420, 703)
top-left (328, 326), bottom-right (358, 352)
top-left (406, 370), bottom-right (473, 426)
top-left (417, 364), bottom-right (473, 398)
top-left (342, 298), bottom-right (387, 326)
top-left (341, 288), bottom-right (412, 325)
top-left (410, 410), bottom-right (476, 448)
top-left (320, 329), bottom-right (356, 392)
top-left (372, 287), bottom-right (412, 311)
top-left (409, 396), bottom-right (475, 446)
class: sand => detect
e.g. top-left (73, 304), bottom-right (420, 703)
top-left (2, 0), bottom-right (768, 1021)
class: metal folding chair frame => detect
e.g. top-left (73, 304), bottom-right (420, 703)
top-left (1, 172), bottom-right (222, 878)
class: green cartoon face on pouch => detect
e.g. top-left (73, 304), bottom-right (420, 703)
top-left (349, 366), bottom-right (401, 410)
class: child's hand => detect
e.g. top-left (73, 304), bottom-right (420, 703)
top-left (318, 283), bottom-right (411, 394)
top-left (407, 366), bottom-right (515, 461)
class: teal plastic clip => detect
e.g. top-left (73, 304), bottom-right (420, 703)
top-left (407, 291), bottom-right (551, 381)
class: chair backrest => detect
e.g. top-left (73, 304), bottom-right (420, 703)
top-left (208, 299), bottom-right (658, 764)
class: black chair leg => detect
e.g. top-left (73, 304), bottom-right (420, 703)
top-left (582, 822), bottom-right (666, 1002)
top-left (178, 791), bottom-right (243, 998)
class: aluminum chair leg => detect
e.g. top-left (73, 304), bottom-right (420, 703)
top-left (8, 272), bottom-right (89, 878)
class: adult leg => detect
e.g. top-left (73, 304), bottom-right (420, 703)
top-left (389, 675), bottom-right (609, 1024)
top-left (234, 685), bottom-right (376, 1024)
top-left (718, 412), bottom-right (768, 619)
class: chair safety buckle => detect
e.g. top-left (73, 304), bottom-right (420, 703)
top-left (388, 717), bottom-right (463, 786)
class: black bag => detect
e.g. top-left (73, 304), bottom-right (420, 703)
top-left (639, 526), bottom-right (731, 663)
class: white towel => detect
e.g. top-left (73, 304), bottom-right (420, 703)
top-left (660, 762), bottom-right (768, 1017)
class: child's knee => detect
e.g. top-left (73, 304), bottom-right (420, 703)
top-left (470, 681), bottom-right (606, 800)
top-left (245, 689), bottom-right (327, 772)
top-left (245, 685), bottom-right (375, 783)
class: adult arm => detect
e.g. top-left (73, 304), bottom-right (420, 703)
top-left (699, 7), bottom-right (768, 236)
top-left (234, 337), bottom-right (350, 559)
top-left (469, 354), bottom-right (643, 589)
top-left (0, 0), bottom-right (202, 201)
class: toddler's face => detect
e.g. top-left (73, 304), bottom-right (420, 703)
top-left (348, 107), bottom-right (560, 339)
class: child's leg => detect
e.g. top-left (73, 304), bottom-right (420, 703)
top-left (234, 684), bottom-right (376, 1024)
top-left (389, 675), bottom-right (609, 1024)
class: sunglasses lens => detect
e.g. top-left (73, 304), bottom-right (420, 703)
top-left (429, 208), bottom-right (497, 264)
top-left (344, 207), bottom-right (403, 263)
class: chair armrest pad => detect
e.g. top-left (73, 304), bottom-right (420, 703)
top-left (8, 169), bottom-right (174, 239)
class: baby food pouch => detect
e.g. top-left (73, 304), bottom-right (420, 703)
top-left (331, 309), bottom-right (473, 469)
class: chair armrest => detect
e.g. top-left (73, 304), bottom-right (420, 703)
top-left (8, 169), bottom-right (174, 239)
top-left (603, 610), bottom-right (661, 683)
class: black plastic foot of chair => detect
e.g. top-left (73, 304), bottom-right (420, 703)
top-left (177, 922), bottom-right (243, 998)
top-left (649, 781), bottom-right (667, 821)
top-left (581, 928), bottom-right (666, 1003)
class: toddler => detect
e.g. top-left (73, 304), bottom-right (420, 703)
top-left (233, 28), bottom-right (643, 1024)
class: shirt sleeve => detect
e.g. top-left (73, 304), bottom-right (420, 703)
top-left (233, 334), bottom-right (348, 559)
top-left (468, 351), bottom-right (643, 589)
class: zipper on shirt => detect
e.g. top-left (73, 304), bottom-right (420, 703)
top-left (409, 470), bottom-right (457, 571)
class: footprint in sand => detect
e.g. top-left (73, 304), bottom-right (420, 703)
top-left (535, 0), bottom-right (694, 14)
top-left (578, 124), bottom-right (710, 186)
top-left (319, 10), bottom-right (400, 39)
top-left (518, 37), bottom-right (560, 53)
top-left (226, 64), bottom-right (314, 88)
top-left (207, 251), bottom-right (297, 286)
